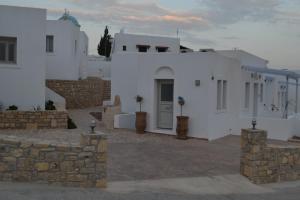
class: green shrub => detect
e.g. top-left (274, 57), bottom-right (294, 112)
top-left (7, 105), bottom-right (18, 111)
top-left (45, 100), bottom-right (56, 110)
top-left (67, 116), bottom-right (77, 129)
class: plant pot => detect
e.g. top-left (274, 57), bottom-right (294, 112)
top-left (176, 116), bottom-right (189, 140)
top-left (135, 112), bottom-right (147, 134)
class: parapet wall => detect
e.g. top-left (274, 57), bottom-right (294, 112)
top-left (46, 78), bottom-right (110, 109)
top-left (240, 129), bottom-right (300, 184)
top-left (0, 111), bottom-right (68, 130)
top-left (0, 132), bottom-right (107, 188)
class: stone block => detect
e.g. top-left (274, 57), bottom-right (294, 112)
top-left (96, 179), bottom-right (107, 188)
top-left (97, 140), bottom-right (107, 153)
top-left (35, 162), bottom-right (49, 171)
top-left (60, 161), bottom-right (74, 171)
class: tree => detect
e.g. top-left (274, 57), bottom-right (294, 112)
top-left (97, 26), bottom-right (112, 58)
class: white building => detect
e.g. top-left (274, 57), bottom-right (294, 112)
top-left (112, 31), bottom-right (180, 54)
top-left (46, 12), bottom-right (88, 80)
top-left (111, 42), bottom-right (300, 140)
top-left (0, 5), bottom-right (90, 110)
top-left (0, 6), bottom-right (46, 110)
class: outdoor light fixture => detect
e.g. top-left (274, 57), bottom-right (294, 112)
top-left (90, 120), bottom-right (96, 133)
top-left (252, 119), bottom-right (257, 130)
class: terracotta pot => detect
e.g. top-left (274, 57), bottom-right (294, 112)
top-left (176, 116), bottom-right (189, 140)
top-left (135, 112), bottom-right (147, 134)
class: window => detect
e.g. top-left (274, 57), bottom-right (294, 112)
top-left (75, 40), bottom-right (77, 54)
top-left (217, 80), bottom-right (222, 110)
top-left (156, 46), bottom-right (168, 52)
top-left (0, 37), bottom-right (17, 64)
top-left (85, 45), bottom-right (88, 56)
top-left (244, 82), bottom-right (250, 108)
top-left (161, 83), bottom-right (174, 102)
top-left (217, 80), bottom-right (228, 110)
top-left (222, 80), bottom-right (227, 109)
top-left (123, 45), bottom-right (127, 51)
top-left (136, 45), bottom-right (150, 52)
top-left (260, 83), bottom-right (264, 102)
top-left (46, 35), bottom-right (54, 53)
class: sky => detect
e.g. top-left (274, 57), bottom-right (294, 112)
top-left (1, 0), bottom-right (300, 69)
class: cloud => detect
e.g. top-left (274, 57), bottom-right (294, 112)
top-left (47, 0), bottom-right (300, 51)
top-left (197, 0), bottom-right (281, 25)
top-left (48, 0), bottom-right (210, 38)
top-left (222, 36), bottom-right (240, 40)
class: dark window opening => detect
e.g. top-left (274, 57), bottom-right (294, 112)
top-left (0, 37), bottom-right (17, 64)
top-left (156, 46), bottom-right (169, 52)
top-left (123, 45), bottom-right (127, 51)
top-left (161, 84), bottom-right (174, 102)
top-left (136, 45), bottom-right (150, 53)
top-left (46, 35), bottom-right (54, 53)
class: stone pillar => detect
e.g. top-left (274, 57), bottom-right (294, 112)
top-left (103, 106), bottom-right (121, 130)
top-left (240, 129), bottom-right (267, 184)
top-left (80, 132), bottom-right (107, 188)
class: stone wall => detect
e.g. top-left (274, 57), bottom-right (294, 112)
top-left (103, 80), bottom-right (111, 101)
top-left (0, 111), bottom-right (68, 130)
top-left (46, 78), bottom-right (105, 109)
top-left (240, 129), bottom-right (300, 184)
top-left (0, 132), bottom-right (107, 188)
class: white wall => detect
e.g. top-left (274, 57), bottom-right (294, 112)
top-left (111, 53), bottom-right (139, 113)
top-left (87, 56), bottom-right (111, 78)
top-left (0, 6), bottom-right (46, 111)
top-left (113, 32), bottom-right (180, 54)
top-left (111, 52), bottom-right (241, 139)
top-left (78, 31), bottom-right (88, 79)
top-left (46, 20), bottom-right (88, 80)
top-left (218, 50), bottom-right (268, 68)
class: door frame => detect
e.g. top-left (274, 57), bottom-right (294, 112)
top-left (156, 79), bottom-right (174, 129)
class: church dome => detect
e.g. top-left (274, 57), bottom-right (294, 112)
top-left (58, 11), bottom-right (81, 28)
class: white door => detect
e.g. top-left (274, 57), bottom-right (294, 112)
top-left (157, 80), bottom-right (174, 129)
top-left (253, 83), bottom-right (259, 117)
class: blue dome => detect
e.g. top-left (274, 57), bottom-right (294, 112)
top-left (59, 12), bottom-right (81, 28)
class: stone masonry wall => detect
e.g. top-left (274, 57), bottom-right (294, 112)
top-left (0, 132), bottom-right (107, 188)
top-left (46, 78), bottom-right (105, 109)
top-left (0, 111), bottom-right (68, 130)
top-left (240, 129), bottom-right (300, 184)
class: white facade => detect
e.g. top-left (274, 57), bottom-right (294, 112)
top-left (46, 19), bottom-right (88, 80)
top-left (87, 55), bottom-right (111, 79)
top-left (111, 52), bottom-right (242, 140)
top-left (112, 32), bottom-right (180, 54)
top-left (111, 49), bottom-right (300, 141)
top-left (0, 5), bottom-right (90, 111)
top-left (0, 6), bottom-right (46, 110)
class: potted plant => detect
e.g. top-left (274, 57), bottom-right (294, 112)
top-left (176, 96), bottom-right (189, 140)
top-left (135, 95), bottom-right (147, 134)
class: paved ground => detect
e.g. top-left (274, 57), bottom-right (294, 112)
top-left (0, 107), bottom-right (300, 199)
top-left (1, 176), bottom-right (300, 200)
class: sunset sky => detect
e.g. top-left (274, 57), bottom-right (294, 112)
top-left (1, 0), bottom-right (300, 69)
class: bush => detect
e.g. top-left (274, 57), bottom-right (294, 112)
top-left (67, 116), bottom-right (77, 129)
top-left (7, 105), bottom-right (18, 111)
top-left (45, 100), bottom-right (56, 110)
